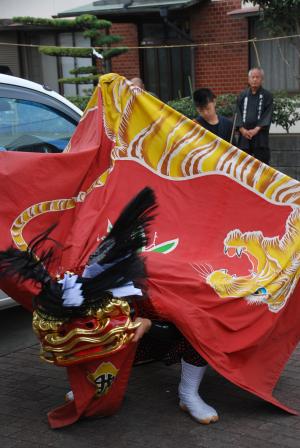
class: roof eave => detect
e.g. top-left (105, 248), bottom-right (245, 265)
top-left (227, 6), bottom-right (260, 19)
top-left (57, 0), bottom-right (202, 18)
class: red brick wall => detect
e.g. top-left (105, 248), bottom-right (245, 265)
top-left (109, 1), bottom-right (249, 94)
top-left (190, 0), bottom-right (249, 94)
top-left (110, 23), bottom-right (140, 80)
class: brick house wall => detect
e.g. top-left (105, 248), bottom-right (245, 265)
top-left (111, 23), bottom-right (140, 79)
top-left (109, 1), bottom-right (249, 96)
top-left (190, 0), bottom-right (249, 94)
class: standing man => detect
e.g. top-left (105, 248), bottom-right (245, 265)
top-left (193, 88), bottom-right (235, 144)
top-left (236, 67), bottom-right (273, 164)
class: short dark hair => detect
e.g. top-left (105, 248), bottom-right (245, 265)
top-left (193, 88), bottom-right (216, 108)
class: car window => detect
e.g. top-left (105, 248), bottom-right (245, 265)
top-left (0, 97), bottom-right (77, 153)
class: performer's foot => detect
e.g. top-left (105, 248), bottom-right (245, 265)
top-left (179, 397), bottom-right (218, 424)
top-left (65, 391), bottom-right (74, 402)
top-left (178, 359), bottom-right (218, 424)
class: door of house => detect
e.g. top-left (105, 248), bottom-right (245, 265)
top-left (140, 22), bottom-right (193, 102)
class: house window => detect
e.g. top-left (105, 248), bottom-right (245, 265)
top-left (6, 29), bottom-right (93, 97)
top-left (140, 21), bottom-right (192, 102)
top-left (58, 32), bottom-right (93, 97)
top-left (249, 19), bottom-right (300, 92)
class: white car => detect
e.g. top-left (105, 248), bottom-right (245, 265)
top-left (0, 75), bottom-right (82, 308)
top-left (0, 74), bottom-right (82, 153)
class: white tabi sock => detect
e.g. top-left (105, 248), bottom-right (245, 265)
top-left (178, 359), bottom-right (218, 424)
top-left (65, 390), bottom-right (74, 402)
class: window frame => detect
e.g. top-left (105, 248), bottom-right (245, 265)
top-left (0, 82), bottom-right (81, 152)
top-left (0, 83), bottom-right (81, 124)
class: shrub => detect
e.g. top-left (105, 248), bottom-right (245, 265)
top-left (168, 92), bottom-right (300, 133)
top-left (216, 94), bottom-right (237, 118)
top-left (66, 96), bottom-right (90, 111)
top-left (272, 92), bottom-right (300, 133)
top-left (167, 97), bottom-right (197, 120)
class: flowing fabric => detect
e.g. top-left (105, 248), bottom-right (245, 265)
top-left (47, 343), bottom-right (137, 428)
top-left (0, 73), bottom-right (300, 415)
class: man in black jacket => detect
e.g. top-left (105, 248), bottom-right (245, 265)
top-left (236, 67), bottom-right (273, 164)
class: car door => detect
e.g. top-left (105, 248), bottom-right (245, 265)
top-left (0, 83), bottom-right (80, 153)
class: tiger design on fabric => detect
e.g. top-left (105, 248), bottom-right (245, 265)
top-left (204, 208), bottom-right (300, 313)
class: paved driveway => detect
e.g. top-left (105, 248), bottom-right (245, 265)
top-left (0, 308), bottom-right (299, 447)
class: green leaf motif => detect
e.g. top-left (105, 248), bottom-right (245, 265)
top-left (144, 239), bottom-right (179, 254)
top-left (104, 219), bottom-right (178, 254)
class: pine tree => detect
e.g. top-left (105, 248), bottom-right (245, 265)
top-left (13, 15), bottom-right (128, 109)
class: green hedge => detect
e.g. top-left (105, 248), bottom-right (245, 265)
top-left (167, 97), bottom-right (197, 119)
top-left (67, 96), bottom-right (91, 110)
top-left (168, 92), bottom-right (300, 133)
top-left (272, 92), bottom-right (300, 133)
top-left (66, 90), bottom-right (300, 133)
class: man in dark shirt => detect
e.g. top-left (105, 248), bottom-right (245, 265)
top-left (193, 88), bottom-right (235, 144)
top-left (236, 67), bottom-right (273, 164)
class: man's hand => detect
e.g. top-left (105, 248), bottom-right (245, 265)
top-left (247, 126), bottom-right (261, 139)
top-left (239, 127), bottom-right (252, 139)
top-left (132, 317), bottom-right (152, 343)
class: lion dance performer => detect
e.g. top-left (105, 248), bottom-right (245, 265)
top-left (0, 186), bottom-right (217, 428)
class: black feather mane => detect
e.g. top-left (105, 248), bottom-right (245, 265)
top-left (0, 225), bottom-right (59, 286)
top-left (0, 187), bottom-right (157, 319)
top-left (88, 187), bottom-right (157, 265)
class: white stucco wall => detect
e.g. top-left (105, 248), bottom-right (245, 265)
top-left (1, 0), bottom-right (86, 18)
